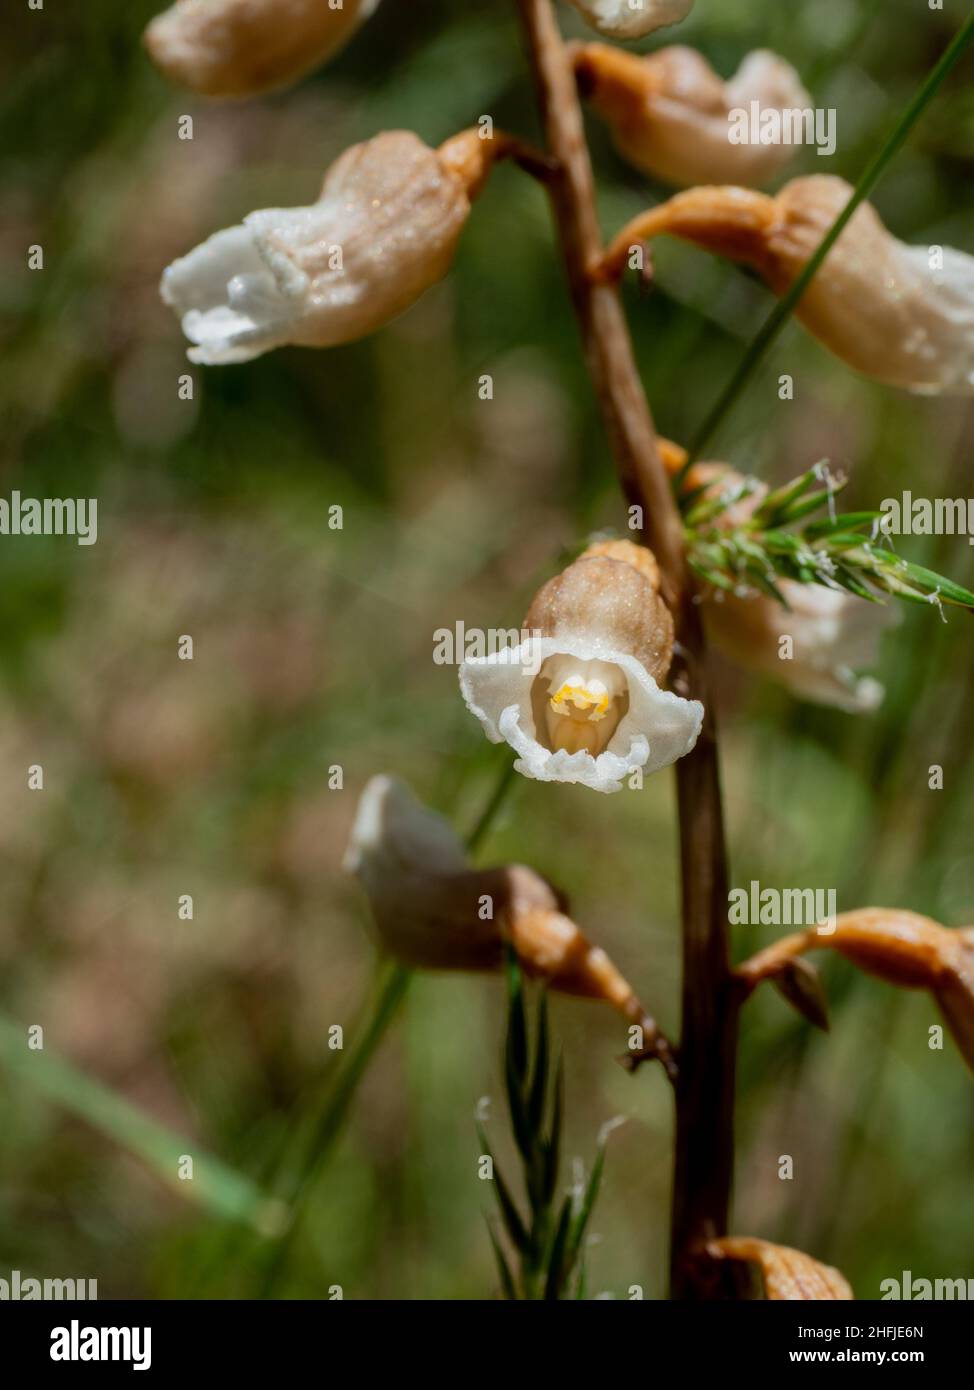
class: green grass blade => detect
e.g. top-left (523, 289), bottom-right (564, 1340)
top-left (0, 1010), bottom-right (281, 1231)
top-left (685, 12), bottom-right (974, 463)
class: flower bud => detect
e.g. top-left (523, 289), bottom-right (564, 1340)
top-left (460, 540), bottom-right (702, 793)
top-left (706, 1237), bottom-right (853, 1300)
top-left (144, 0), bottom-right (380, 99)
top-left (575, 44), bottom-right (810, 187)
top-left (566, 0), bottom-right (693, 39)
top-left (605, 177), bottom-right (974, 393)
top-left (344, 776), bottom-right (658, 1035)
top-left (738, 909), bottom-right (974, 1076)
top-left (161, 130), bottom-right (487, 365)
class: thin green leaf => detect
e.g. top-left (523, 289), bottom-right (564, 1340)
top-left (685, 11), bottom-right (974, 460)
top-left (544, 1195), bottom-right (573, 1301)
top-left (0, 1011), bottom-right (280, 1231)
top-left (542, 1056), bottom-right (564, 1207)
top-left (505, 948), bottom-right (528, 1086)
top-left (477, 1126), bottom-right (531, 1255)
top-left (486, 1219), bottom-right (520, 1300)
top-left (527, 992), bottom-right (549, 1138)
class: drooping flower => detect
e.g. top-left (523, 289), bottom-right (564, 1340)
top-left (459, 540), bottom-right (702, 793)
top-left (706, 1237), bottom-right (853, 1300)
top-left (565, 0), bottom-right (693, 39)
top-left (603, 177), bottom-right (974, 394)
top-left (574, 44), bottom-right (811, 187)
top-left (707, 576), bottom-right (894, 713)
top-left (737, 908), bottom-right (974, 1076)
top-left (658, 440), bottom-right (894, 712)
top-left (161, 129), bottom-right (495, 365)
top-left (344, 775), bottom-right (674, 1068)
top-left (144, 0), bottom-right (380, 99)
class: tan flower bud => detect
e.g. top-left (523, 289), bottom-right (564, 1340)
top-left (566, 0), bottom-right (693, 39)
top-left (706, 1237), bottom-right (853, 1300)
top-left (161, 130), bottom-right (489, 364)
top-left (344, 776), bottom-right (665, 1047)
top-left (575, 44), bottom-right (810, 187)
top-left (460, 540), bottom-right (702, 792)
top-left (604, 177), bottom-right (974, 393)
top-left (144, 0), bottom-right (380, 99)
top-left (737, 909), bottom-right (974, 1076)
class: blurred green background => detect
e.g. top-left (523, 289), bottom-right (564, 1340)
top-left (1, 0), bottom-right (972, 1299)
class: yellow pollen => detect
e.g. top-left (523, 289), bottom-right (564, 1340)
top-left (549, 680), bottom-right (610, 722)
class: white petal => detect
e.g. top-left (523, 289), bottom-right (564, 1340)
top-left (343, 774), bottom-right (469, 883)
top-left (460, 635), bottom-right (702, 794)
top-left (568, 0), bottom-right (693, 38)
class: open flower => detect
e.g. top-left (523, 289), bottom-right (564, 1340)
top-left (345, 775), bottom-right (674, 1069)
top-left (574, 44), bottom-right (810, 187)
top-left (161, 129), bottom-right (499, 365)
top-left (738, 909), bottom-right (974, 1076)
top-left (566, 0), bottom-right (693, 39)
top-left (603, 177), bottom-right (974, 393)
top-left (144, 0), bottom-right (380, 99)
top-left (460, 540), bottom-right (702, 793)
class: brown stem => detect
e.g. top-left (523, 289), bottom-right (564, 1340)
top-left (515, 0), bottom-right (736, 1298)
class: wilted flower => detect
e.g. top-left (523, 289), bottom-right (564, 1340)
top-left (162, 129), bottom-right (494, 365)
top-left (344, 775), bottom-right (673, 1067)
top-left (603, 176), bottom-right (974, 393)
top-left (566, 0), bottom-right (693, 39)
top-left (706, 1237), bottom-right (853, 1300)
top-left (459, 540), bottom-right (703, 793)
top-left (737, 908), bottom-right (974, 1075)
top-left (574, 44), bottom-right (810, 186)
top-left (144, 0), bottom-right (380, 99)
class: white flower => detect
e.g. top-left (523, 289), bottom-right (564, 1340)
top-left (576, 44), bottom-right (811, 187)
top-left (460, 541), bottom-right (703, 792)
top-left (606, 177), bottom-right (974, 393)
top-left (144, 0), bottom-right (381, 99)
top-left (161, 130), bottom-right (475, 365)
top-left (705, 580), bottom-right (896, 713)
top-left (566, 0), bottom-right (693, 40)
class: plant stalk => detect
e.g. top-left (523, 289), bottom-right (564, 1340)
top-left (515, 0), bottom-right (736, 1298)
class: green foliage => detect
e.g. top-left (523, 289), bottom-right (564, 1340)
top-left (478, 954), bottom-right (614, 1300)
top-left (686, 463), bottom-right (974, 612)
